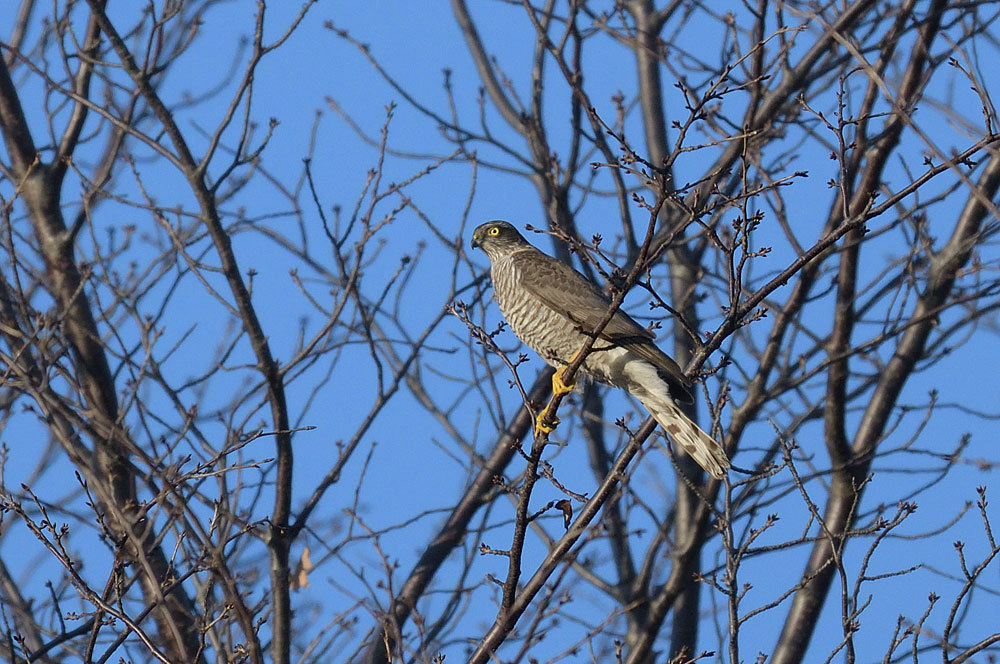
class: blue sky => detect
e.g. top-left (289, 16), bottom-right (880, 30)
top-left (2, 2), bottom-right (998, 662)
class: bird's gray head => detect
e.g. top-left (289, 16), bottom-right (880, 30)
top-left (470, 220), bottom-right (530, 260)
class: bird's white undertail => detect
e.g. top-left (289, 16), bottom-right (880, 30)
top-left (625, 360), bottom-right (729, 479)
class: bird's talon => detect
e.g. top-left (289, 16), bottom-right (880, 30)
top-left (551, 366), bottom-right (575, 396)
top-left (534, 411), bottom-right (559, 436)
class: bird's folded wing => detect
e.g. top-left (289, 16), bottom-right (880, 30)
top-left (512, 250), bottom-right (694, 402)
top-left (511, 251), bottom-right (654, 340)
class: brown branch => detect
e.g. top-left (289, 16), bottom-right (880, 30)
top-left (80, 3), bottom-right (297, 661)
top-left (468, 415), bottom-right (662, 664)
top-left (771, 145), bottom-right (1000, 663)
top-left (53, 2), bottom-right (104, 181)
top-left (626, 0), bottom-right (672, 173)
top-left (826, 0), bottom-right (926, 469)
top-left (361, 371), bottom-right (550, 664)
top-left (0, 50), bottom-right (205, 663)
top-left (451, 0), bottom-right (525, 131)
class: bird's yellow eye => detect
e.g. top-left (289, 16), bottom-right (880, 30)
top-left (487, 226), bottom-right (500, 236)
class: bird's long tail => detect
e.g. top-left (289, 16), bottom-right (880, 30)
top-left (630, 380), bottom-right (730, 479)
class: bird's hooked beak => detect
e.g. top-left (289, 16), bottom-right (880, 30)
top-left (470, 231), bottom-right (481, 249)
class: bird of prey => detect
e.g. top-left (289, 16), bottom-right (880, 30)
top-left (471, 220), bottom-right (729, 479)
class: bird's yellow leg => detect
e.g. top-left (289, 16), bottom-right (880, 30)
top-left (536, 349), bottom-right (585, 436)
top-left (551, 348), bottom-right (584, 396)
top-left (551, 366), bottom-right (575, 397)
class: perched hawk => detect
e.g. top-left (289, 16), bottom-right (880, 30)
top-left (471, 220), bottom-right (729, 479)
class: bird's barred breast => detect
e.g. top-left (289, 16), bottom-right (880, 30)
top-left (492, 259), bottom-right (585, 366)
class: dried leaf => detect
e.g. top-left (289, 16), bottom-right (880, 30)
top-left (290, 546), bottom-right (314, 591)
top-left (555, 499), bottom-right (572, 529)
